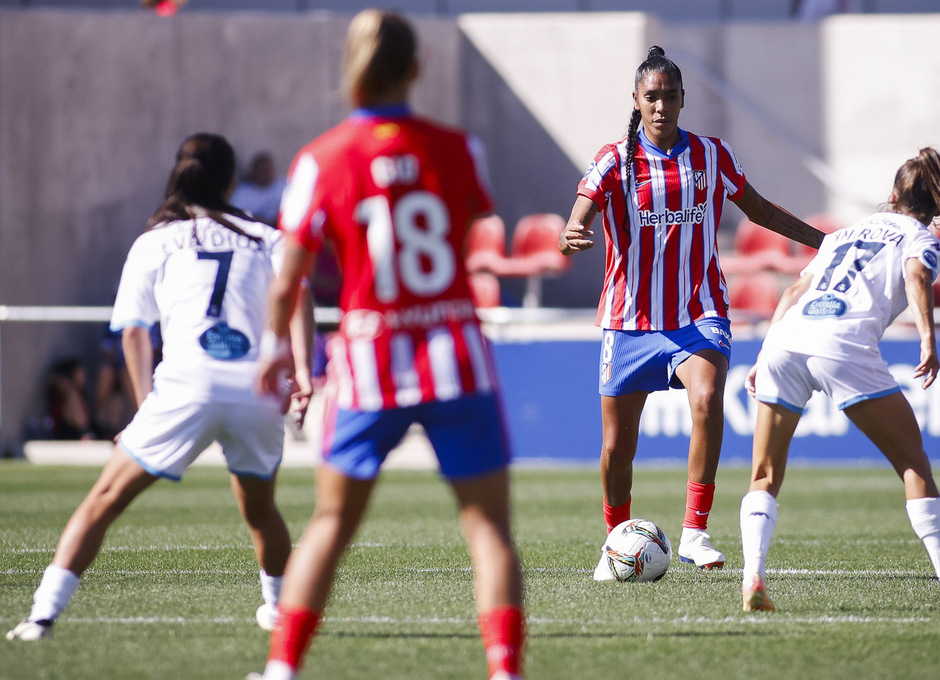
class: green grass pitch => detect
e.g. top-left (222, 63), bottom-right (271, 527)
top-left (2, 462), bottom-right (939, 680)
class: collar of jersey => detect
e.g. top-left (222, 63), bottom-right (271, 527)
top-left (350, 103), bottom-right (412, 118)
top-left (638, 126), bottom-right (689, 159)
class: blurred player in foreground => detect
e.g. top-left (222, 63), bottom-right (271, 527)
top-left (559, 45), bottom-right (823, 574)
top-left (740, 148), bottom-right (940, 611)
top-left (246, 9), bottom-right (525, 680)
top-left (6, 133), bottom-right (312, 641)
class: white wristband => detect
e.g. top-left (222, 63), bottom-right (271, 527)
top-left (259, 330), bottom-right (291, 361)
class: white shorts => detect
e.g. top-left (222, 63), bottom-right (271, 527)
top-left (118, 393), bottom-right (284, 481)
top-left (754, 347), bottom-right (900, 413)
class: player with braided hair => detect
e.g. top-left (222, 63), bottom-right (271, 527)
top-left (558, 46), bottom-right (824, 575)
top-left (740, 148), bottom-right (940, 611)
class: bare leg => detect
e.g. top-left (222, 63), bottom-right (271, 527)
top-left (450, 469), bottom-right (523, 611)
top-left (53, 447), bottom-right (159, 575)
top-left (278, 466), bottom-right (376, 612)
top-left (230, 473), bottom-right (292, 577)
top-left (672, 349), bottom-right (728, 486)
top-left (844, 392), bottom-right (939, 499)
top-left (748, 402), bottom-right (801, 497)
top-left (451, 468), bottom-right (525, 679)
top-left (599, 392), bottom-right (647, 507)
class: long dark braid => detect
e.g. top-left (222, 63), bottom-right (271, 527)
top-left (624, 46), bottom-right (684, 195)
top-left (148, 132), bottom-right (263, 245)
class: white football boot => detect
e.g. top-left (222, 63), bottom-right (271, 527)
top-left (677, 528), bottom-right (725, 570)
top-left (5, 619), bottom-right (53, 641)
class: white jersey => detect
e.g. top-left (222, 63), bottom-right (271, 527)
top-left (763, 212), bottom-right (940, 360)
top-left (110, 214), bottom-right (283, 403)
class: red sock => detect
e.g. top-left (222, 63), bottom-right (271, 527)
top-left (603, 498), bottom-right (631, 534)
top-left (683, 481), bottom-right (715, 530)
top-left (478, 605), bottom-right (525, 678)
top-left (268, 605), bottom-right (321, 671)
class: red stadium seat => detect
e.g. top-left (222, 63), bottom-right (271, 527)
top-left (508, 213), bottom-right (571, 307)
top-left (728, 272), bottom-right (781, 322)
top-left (469, 271), bottom-right (501, 308)
top-left (722, 217), bottom-right (799, 275)
top-left (466, 215), bottom-right (510, 275)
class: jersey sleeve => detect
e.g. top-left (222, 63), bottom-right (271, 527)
top-left (903, 231), bottom-right (940, 282)
top-left (109, 235), bottom-right (160, 331)
top-left (717, 139), bottom-right (747, 201)
top-left (577, 145), bottom-right (619, 209)
top-left (278, 150), bottom-right (326, 254)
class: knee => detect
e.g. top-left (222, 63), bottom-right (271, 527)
top-left (687, 384), bottom-right (723, 419)
top-left (601, 431), bottom-right (638, 463)
top-left (242, 498), bottom-right (278, 529)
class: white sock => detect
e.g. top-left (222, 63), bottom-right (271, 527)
top-left (906, 496), bottom-right (940, 579)
top-left (740, 490), bottom-right (778, 579)
top-left (29, 564), bottom-right (80, 623)
top-left (260, 570), bottom-right (282, 608)
top-left (262, 659), bottom-right (296, 680)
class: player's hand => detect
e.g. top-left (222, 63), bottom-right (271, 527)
top-left (255, 332), bottom-right (295, 402)
top-left (913, 342), bottom-right (939, 389)
top-left (558, 223), bottom-right (595, 255)
top-left (287, 375), bottom-right (314, 429)
top-left (744, 363), bottom-right (758, 398)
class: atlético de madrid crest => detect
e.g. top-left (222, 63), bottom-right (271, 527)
top-left (694, 171), bottom-right (707, 190)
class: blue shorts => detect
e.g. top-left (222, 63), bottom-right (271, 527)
top-left (599, 317), bottom-right (732, 396)
top-left (321, 394), bottom-right (511, 481)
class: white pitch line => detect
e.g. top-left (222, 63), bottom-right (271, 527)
top-left (1, 566), bottom-right (930, 578)
top-left (0, 614), bottom-right (932, 627)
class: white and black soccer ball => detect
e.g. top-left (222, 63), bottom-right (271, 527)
top-left (597, 518), bottom-right (672, 583)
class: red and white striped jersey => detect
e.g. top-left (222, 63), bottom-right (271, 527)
top-left (279, 106), bottom-right (497, 411)
top-left (578, 127), bottom-right (747, 330)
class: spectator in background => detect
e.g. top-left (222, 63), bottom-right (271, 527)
top-left (45, 357), bottom-right (94, 441)
top-left (92, 329), bottom-right (140, 441)
top-left (231, 152), bottom-right (288, 227)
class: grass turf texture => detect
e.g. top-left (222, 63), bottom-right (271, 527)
top-left (2, 463), bottom-right (939, 680)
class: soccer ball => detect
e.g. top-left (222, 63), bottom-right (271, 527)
top-left (597, 518), bottom-right (672, 583)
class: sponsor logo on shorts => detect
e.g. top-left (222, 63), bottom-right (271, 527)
top-left (709, 326), bottom-right (732, 344)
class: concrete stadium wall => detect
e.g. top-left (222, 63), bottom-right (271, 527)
top-left (0, 10), bottom-right (462, 452)
top-left (2, 10), bottom-right (940, 453)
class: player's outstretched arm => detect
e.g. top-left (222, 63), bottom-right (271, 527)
top-left (559, 195), bottom-right (598, 255)
top-left (904, 258), bottom-right (939, 389)
top-left (734, 182), bottom-right (825, 249)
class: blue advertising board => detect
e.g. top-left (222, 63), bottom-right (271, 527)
top-left (490, 338), bottom-right (940, 467)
